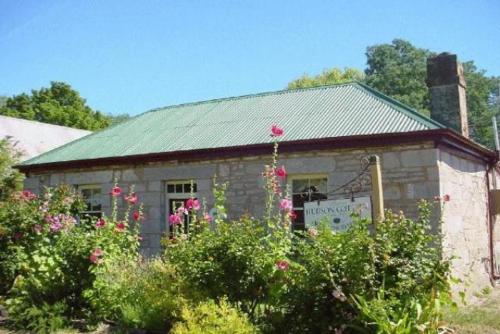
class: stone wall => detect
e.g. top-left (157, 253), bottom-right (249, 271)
top-left (24, 142), bottom-right (443, 257)
top-left (438, 149), bottom-right (492, 294)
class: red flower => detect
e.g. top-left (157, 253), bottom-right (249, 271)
top-left (276, 260), bottom-right (290, 271)
top-left (289, 211), bottom-right (297, 220)
top-left (111, 186), bottom-right (122, 197)
top-left (21, 190), bottom-right (37, 200)
top-left (115, 222), bottom-right (126, 231)
top-left (443, 194), bottom-right (450, 202)
top-left (274, 166), bottom-right (287, 180)
top-left (186, 198), bottom-right (201, 211)
top-left (132, 211), bottom-right (142, 221)
top-left (124, 192), bottom-right (138, 204)
top-left (271, 124), bottom-right (284, 137)
top-left (96, 218), bottom-right (106, 228)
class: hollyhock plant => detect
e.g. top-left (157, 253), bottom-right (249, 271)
top-left (275, 166), bottom-right (287, 180)
top-left (271, 124), bottom-right (284, 137)
top-left (89, 248), bottom-right (103, 264)
top-left (279, 198), bottom-right (293, 212)
top-left (186, 198), bottom-right (201, 211)
top-left (276, 259), bottom-right (290, 271)
top-left (96, 218), bottom-right (106, 228)
top-left (132, 211), bottom-right (142, 221)
top-left (50, 221), bottom-right (63, 232)
top-left (169, 214), bottom-right (182, 226)
top-left (203, 213), bottom-right (213, 222)
top-left (115, 222), bottom-right (126, 232)
top-left (111, 186), bottom-right (122, 197)
top-left (124, 193), bottom-right (138, 205)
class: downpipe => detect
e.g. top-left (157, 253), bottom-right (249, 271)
top-left (486, 162), bottom-right (500, 283)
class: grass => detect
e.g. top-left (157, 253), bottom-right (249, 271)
top-left (444, 287), bottom-right (500, 334)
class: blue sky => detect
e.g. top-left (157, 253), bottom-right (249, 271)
top-left (1, 0), bottom-right (499, 116)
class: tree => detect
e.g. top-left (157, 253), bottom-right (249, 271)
top-left (0, 96), bottom-right (7, 108)
top-left (462, 62), bottom-right (500, 147)
top-left (287, 67), bottom-right (365, 90)
top-left (108, 113), bottom-right (131, 125)
top-left (0, 82), bottom-right (111, 130)
top-left (0, 138), bottom-right (24, 201)
top-left (365, 39), bottom-right (432, 115)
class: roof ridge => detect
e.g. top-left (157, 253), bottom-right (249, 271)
top-left (144, 81), bottom-right (358, 114)
top-left (353, 82), bottom-right (445, 129)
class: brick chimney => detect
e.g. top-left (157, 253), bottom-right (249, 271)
top-left (426, 53), bottom-right (469, 137)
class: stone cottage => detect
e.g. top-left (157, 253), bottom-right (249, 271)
top-left (17, 53), bottom-right (499, 293)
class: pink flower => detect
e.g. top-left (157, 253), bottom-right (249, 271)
top-left (96, 218), bottom-right (106, 228)
top-left (115, 222), bottom-right (126, 231)
top-left (169, 214), bottom-right (182, 226)
top-left (21, 190), bottom-right (37, 200)
top-left (89, 254), bottom-right (99, 264)
top-left (289, 211), bottom-right (297, 220)
top-left (271, 124), bottom-right (284, 137)
top-left (111, 186), bottom-right (122, 197)
top-left (13, 232), bottom-right (23, 240)
top-left (186, 198), bottom-right (201, 211)
top-left (276, 260), bottom-right (290, 271)
top-left (443, 194), bottom-right (450, 202)
top-left (132, 211), bottom-right (142, 221)
top-left (203, 213), bottom-right (213, 222)
top-left (124, 193), bottom-right (138, 204)
top-left (176, 206), bottom-right (187, 215)
top-left (33, 224), bottom-right (42, 233)
top-left (274, 166), bottom-right (287, 180)
top-left (279, 198), bottom-right (293, 212)
top-left (92, 247), bottom-right (103, 257)
top-left (89, 248), bottom-right (103, 264)
top-left (308, 228), bottom-right (318, 237)
top-left (50, 222), bottom-right (63, 232)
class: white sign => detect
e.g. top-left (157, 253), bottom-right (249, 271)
top-left (304, 196), bottom-right (372, 232)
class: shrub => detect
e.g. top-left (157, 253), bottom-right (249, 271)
top-left (171, 298), bottom-right (258, 334)
top-left (2, 184), bottom-right (142, 332)
top-left (89, 257), bottom-right (186, 332)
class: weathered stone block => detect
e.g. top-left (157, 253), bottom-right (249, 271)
top-left (401, 149), bottom-right (438, 167)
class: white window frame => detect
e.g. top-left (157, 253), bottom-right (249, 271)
top-left (288, 174), bottom-right (328, 229)
top-left (77, 184), bottom-right (103, 218)
top-left (165, 180), bottom-right (198, 232)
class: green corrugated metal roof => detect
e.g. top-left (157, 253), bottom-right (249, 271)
top-left (21, 82), bottom-right (444, 166)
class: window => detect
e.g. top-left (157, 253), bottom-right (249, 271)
top-left (166, 181), bottom-right (198, 233)
top-left (78, 185), bottom-right (102, 219)
top-left (289, 176), bottom-right (328, 230)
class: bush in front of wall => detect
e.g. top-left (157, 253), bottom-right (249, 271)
top-left (1, 184), bottom-right (142, 333)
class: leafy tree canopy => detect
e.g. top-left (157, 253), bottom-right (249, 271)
top-left (0, 96), bottom-right (7, 108)
top-left (287, 39), bottom-right (500, 147)
top-left (0, 82), bottom-right (111, 131)
top-left (287, 67), bottom-right (364, 90)
top-left (0, 138), bottom-right (24, 201)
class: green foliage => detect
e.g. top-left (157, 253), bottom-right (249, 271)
top-left (0, 81), bottom-right (111, 130)
top-left (0, 138), bottom-right (24, 201)
top-left (0, 95), bottom-right (7, 107)
top-left (89, 258), bottom-right (185, 332)
top-left (171, 298), bottom-right (258, 334)
top-left (365, 39), bottom-right (432, 115)
top-left (1, 184), bottom-right (141, 333)
top-left (287, 67), bottom-right (365, 89)
top-left (353, 290), bottom-right (444, 334)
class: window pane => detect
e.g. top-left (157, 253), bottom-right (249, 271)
top-left (193, 183), bottom-right (197, 193)
top-left (185, 183), bottom-right (192, 193)
top-left (175, 184), bottom-right (183, 193)
top-left (293, 210), bottom-right (305, 230)
top-left (292, 193), bottom-right (306, 208)
top-left (310, 178), bottom-right (327, 194)
top-left (167, 184), bottom-right (175, 193)
top-left (292, 179), bottom-right (309, 193)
